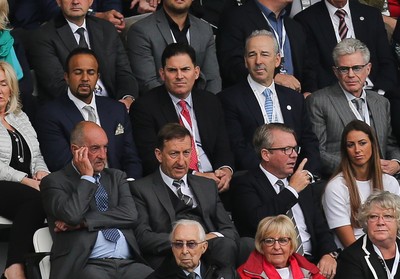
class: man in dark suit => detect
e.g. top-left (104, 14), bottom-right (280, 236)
top-left (216, 0), bottom-right (314, 92)
top-left (306, 38), bottom-right (400, 178)
top-left (219, 30), bottom-right (321, 173)
top-left (40, 121), bottom-right (152, 279)
top-left (130, 43), bottom-right (234, 191)
top-left (294, 0), bottom-right (397, 95)
top-left (231, 123), bottom-right (338, 277)
top-left (36, 48), bottom-right (142, 179)
top-left (130, 123), bottom-right (239, 276)
top-left (146, 219), bottom-right (229, 279)
top-left (29, 0), bottom-right (137, 109)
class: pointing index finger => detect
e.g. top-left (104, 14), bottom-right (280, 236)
top-left (296, 158), bottom-right (308, 172)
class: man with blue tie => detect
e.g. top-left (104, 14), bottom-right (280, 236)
top-left (40, 121), bottom-right (153, 279)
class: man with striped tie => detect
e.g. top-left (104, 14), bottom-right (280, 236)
top-left (231, 123), bottom-right (339, 278)
top-left (40, 121), bottom-right (153, 279)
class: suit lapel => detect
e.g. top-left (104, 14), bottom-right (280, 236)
top-left (245, 0), bottom-right (270, 30)
top-left (318, 2), bottom-right (340, 49)
top-left (253, 168), bottom-right (277, 197)
top-left (366, 92), bottom-right (386, 156)
top-left (153, 171), bottom-right (176, 222)
top-left (327, 84), bottom-right (356, 125)
top-left (242, 82), bottom-right (265, 127)
top-left (192, 91), bottom-right (209, 146)
top-left (350, 1), bottom-right (368, 40)
top-left (156, 9), bottom-right (174, 45)
top-left (188, 14), bottom-right (201, 51)
top-left (59, 93), bottom-right (85, 124)
top-left (276, 86), bottom-right (296, 128)
top-left (55, 17), bottom-right (78, 53)
top-left (159, 87), bottom-right (180, 123)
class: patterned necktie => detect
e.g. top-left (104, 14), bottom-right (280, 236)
top-left (94, 175), bottom-right (120, 242)
top-left (83, 105), bottom-right (97, 123)
top-left (178, 100), bottom-right (199, 171)
top-left (187, 272), bottom-right (196, 279)
top-left (276, 180), bottom-right (304, 255)
top-left (335, 9), bottom-right (348, 40)
top-left (263, 88), bottom-right (273, 122)
top-left (172, 180), bottom-right (194, 207)
top-left (76, 27), bottom-right (89, 48)
top-left (352, 98), bottom-right (364, 121)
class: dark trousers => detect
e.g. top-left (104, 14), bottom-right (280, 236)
top-left (0, 181), bottom-right (45, 267)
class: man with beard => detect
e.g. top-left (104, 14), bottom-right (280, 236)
top-left (36, 48), bottom-right (142, 179)
top-left (127, 0), bottom-right (221, 95)
top-left (218, 30), bottom-right (321, 174)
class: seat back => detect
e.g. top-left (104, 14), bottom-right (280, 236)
top-left (33, 227), bottom-right (52, 279)
top-left (0, 216), bottom-right (12, 228)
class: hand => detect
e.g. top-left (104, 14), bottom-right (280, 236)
top-left (119, 97), bottom-right (134, 111)
top-left (130, 0), bottom-right (160, 13)
top-left (33, 171), bottom-right (49, 181)
top-left (95, 10), bottom-right (125, 32)
top-left (205, 232), bottom-right (218, 240)
top-left (317, 254), bottom-right (337, 279)
top-left (274, 73), bottom-right (302, 93)
top-left (72, 146), bottom-right (94, 176)
top-left (380, 159), bottom-right (400, 175)
top-left (21, 177), bottom-right (40, 191)
top-left (54, 220), bottom-right (81, 233)
top-left (303, 92), bottom-right (312, 98)
top-left (288, 158), bottom-right (310, 193)
top-left (214, 168), bottom-right (233, 193)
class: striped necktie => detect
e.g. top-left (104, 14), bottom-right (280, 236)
top-left (263, 88), bottom-right (273, 121)
top-left (172, 179), bottom-right (194, 207)
top-left (335, 9), bottom-right (348, 40)
top-left (277, 179), bottom-right (304, 255)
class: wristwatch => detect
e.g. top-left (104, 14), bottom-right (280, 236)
top-left (329, 251), bottom-right (339, 260)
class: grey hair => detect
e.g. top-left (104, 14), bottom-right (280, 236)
top-left (245, 29), bottom-right (279, 55)
top-left (253, 123), bottom-right (296, 160)
top-left (332, 38), bottom-right (370, 66)
top-left (169, 219), bottom-right (206, 242)
top-left (358, 190), bottom-right (400, 235)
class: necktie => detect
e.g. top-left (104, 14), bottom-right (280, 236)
top-left (83, 105), bottom-right (97, 123)
top-left (178, 100), bottom-right (199, 171)
top-left (187, 272), bottom-right (196, 279)
top-left (335, 9), bottom-right (348, 41)
top-left (276, 180), bottom-right (304, 255)
top-left (172, 180), bottom-right (194, 207)
top-left (76, 27), bottom-right (89, 48)
top-left (94, 175), bottom-right (120, 242)
top-left (352, 98), bottom-right (364, 121)
top-left (263, 88), bottom-right (273, 122)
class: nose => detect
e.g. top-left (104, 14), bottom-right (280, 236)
top-left (255, 54), bottom-right (262, 65)
top-left (272, 241), bottom-right (281, 249)
top-left (182, 244), bottom-right (189, 254)
top-left (176, 69), bottom-right (183, 79)
top-left (354, 143), bottom-right (361, 153)
top-left (347, 67), bottom-right (356, 77)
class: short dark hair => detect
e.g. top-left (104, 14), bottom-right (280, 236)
top-left (156, 123), bottom-right (192, 150)
top-left (161, 43), bottom-right (197, 68)
top-left (65, 48), bottom-right (100, 73)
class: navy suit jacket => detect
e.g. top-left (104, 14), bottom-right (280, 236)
top-left (231, 167), bottom-right (337, 261)
top-left (294, 0), bottom-right (397, 94)
top-left (36, 93), bottom-right (142, 178)
top-left (130, 85), bottom-right (234, 176)
top-left (29, 12), bottom-right (138, 102)
top-left (218, 81), bottom-right (321, 174)
top-left (216, 0), bottom-right (314, 90)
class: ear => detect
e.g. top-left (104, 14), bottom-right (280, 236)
top-left (275, 53), bottom-right (282, 68)
top-left (201, 241), bottom-right (208, 254)
top-left (155, 148), bottom-right (162, 163)
top-left (71, 144), bottom-right (79, 154)
top-left (64, 72), bottom-right (69, 84)
top-left (194, 66), bottom-right (200, 80)
top-left (332, 66), bottom-right (340, 79)
top-left (159, 68), bottom-right (166, 82)
top-left (365, 62), bottom-right (372, 75)
top-left (261, 149), bottom-right (270, 162)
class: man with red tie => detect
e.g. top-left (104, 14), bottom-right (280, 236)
top-left (130, 43), bottom-right (234, 192)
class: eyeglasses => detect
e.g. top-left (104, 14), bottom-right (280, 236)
top-left (266, 146), bottom-right (301, 155)
top-left (261, 237), bottom-right (291, 247)
top-left (334, 63), bottom-right (369, 74)
top-left (367, 214), bottom-right (395, 222)
top-left (171, 241), bottom-right (206, 249)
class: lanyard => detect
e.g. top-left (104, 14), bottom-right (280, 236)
top-left (373, 242), bottom-right (400, 279)
top-left (261, 13), bottom-right (286, 59)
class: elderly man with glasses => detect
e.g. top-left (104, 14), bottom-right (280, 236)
top-left (306, 38), bottom-right (400, 179)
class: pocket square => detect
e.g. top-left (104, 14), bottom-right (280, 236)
top-left (115, 123), bottom-right (124, 135)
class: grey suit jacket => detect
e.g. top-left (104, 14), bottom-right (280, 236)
top-left (127, 8), bottom-right (221, 94)
top-left (306, 83), bottom-right (400, 176)
top-left (40, 164), bottom-right (144, 279)
top-left (130, 170), bottom-right (239, 264)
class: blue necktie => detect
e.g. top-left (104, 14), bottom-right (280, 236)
top-left (263, 88), bottom-right (273, 121)
top-left (94, 174), bottom-right (120, 242)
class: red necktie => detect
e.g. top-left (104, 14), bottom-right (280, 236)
top-left (178, 100), bottom-right (199, 171)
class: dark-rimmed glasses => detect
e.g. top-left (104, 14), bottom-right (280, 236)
top-left (261, 237), bottom-right (291, 247)
top-left (266, 146), bottom-right (301, 155)
top-left (334, 63), bottom-right (369, 74)
top-left (171, 241), bottom-right (206, 249)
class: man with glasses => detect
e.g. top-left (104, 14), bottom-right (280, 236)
top-left (130, 123), bottom-right (240, 277)
top-left (147, 219), bottom-right (233, 278)
top-left (306, 38), bottom-right (400, 179)
top-left (231, 122), bottom-right (338, 278)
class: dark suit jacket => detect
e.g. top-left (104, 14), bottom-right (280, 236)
top-left (40, 164), bottom-right (145, 279)
top-left (146, 255), bottom-right (226, 279)
top-left (231, 167), bottom-right (337, 261)
top-left (216, 0), bottom-right (314, 90)
top-left (130, 171), bottom-right (239, 265)
top-left (294, 0), bottom-right (397, 94)
top-left (218, 81), bottom-right (321, 174)
top-left (130, 85), bottom-right (234, 176)
top-left (336, 235), bottom-right (400, 279)
top-left (28, 12), bottom-right (138, 102)
top-left (35, 93), bottom-right (142, 178)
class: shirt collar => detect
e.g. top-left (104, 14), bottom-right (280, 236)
top-left (163, 8), bottom-right (191, 31)
top-left (159, 166), bottom-right (189, 187)
top-left (247, 75), bottom-right (276, 96)
top-left (255, 0), bottom-right (287, 20)
top-left (168, 92), bottom-right (193, 109)
top-left (325, 0), bottom-right (351, 18)
top-left (68, 88), bottom-right (97, 110)
top-left (66, 18), bottom-right (87, 34)
top-left (339, 83), bottom-right (367, 102)
top-left (259, 164), bottom-right (288, 187)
